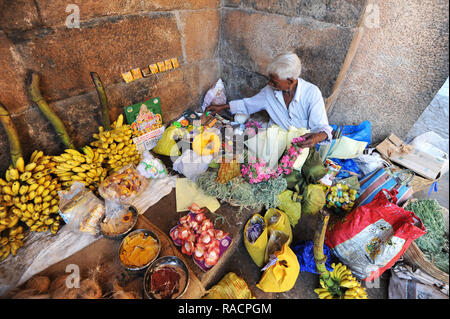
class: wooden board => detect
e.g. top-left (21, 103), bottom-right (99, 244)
top-left (6, 215), bottom-right (205, 299)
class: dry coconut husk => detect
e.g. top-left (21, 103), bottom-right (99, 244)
top-left (12, 289), bottom-right (50, 299)
top-left (78, 278), bottom-right (102, 299)
top-left (25, 276), bottom-right (51, 294)
top-left (112, 280), bottom-right (141, 299)
top-left (50, 274), bottom-right (78, 299)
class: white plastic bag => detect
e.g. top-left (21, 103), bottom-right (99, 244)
top-left (354, 149), bottom-right (390, 176)
top-left (201, 78), bottom-right (227, 111)
top-left (136, 151), bottom-right (168, 179)
top-left (173, 150), bottom-right (213, 182)
top-left (58, 182), bottom-right (105, 235)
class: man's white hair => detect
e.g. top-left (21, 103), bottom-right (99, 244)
top-left (266, 52), bottom-right (302, 80)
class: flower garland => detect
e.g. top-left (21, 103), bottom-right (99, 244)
top-left (241, 157), bottom-right (281, 184)
top-left (279, 136), bottom-right (305, 175)
top-left (241, 136), bottom-right (306, 184)
top-left (244, 120), bottom-right (262, 138)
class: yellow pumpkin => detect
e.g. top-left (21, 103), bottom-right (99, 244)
top-left (192, 131), bottom-right (221, 156)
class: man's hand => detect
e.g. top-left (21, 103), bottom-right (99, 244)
top-left (204, 104), bottom-right (230, 114)
top-left (296, 132), bottom-right (328, 148)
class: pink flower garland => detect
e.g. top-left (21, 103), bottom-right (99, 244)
top-left (244, 120), bottom-right (263, 138)
top-left (241, 157), bottom-right (280, 184)
top-left (279, 136), bottom-right (305, 175)
top-left (241, 136), bottom-right (305, 184)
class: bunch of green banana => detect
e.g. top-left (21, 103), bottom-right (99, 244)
top-left (90, 114), bottom-right (140, 173)
top-left (314, 262), bottom-right (368, 299)
top-left (0, 152), bottom-right (63, 238)
top-left (51, 146), bottom-right (107, 192)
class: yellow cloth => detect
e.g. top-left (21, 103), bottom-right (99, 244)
top-left (256, 243), bottom-right (300, 293)
top-left (264, 208), bottom-right (293, 264)
top-left (202, 272), bottom-right (255, 299)
top-left (244, 214), bottom-right (268, 268)
top-left (175, 178), bottom-right (220, 212)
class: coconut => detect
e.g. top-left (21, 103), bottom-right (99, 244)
top-left (78, 278), bottom-right (102, 299)
top-left (25, 276), bottom-right (50, 293)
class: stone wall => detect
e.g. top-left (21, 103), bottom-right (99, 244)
top-left (0, 0), bottom-right (221, 173)
top-left (220, 0), bottom-right (366, 100)
top-left (327, 0), bottom-right (449, 144)
top-left (1, 0), bottom-right (449, 175)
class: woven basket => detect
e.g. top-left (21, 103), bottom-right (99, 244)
top-left (402, 199), bottom-right (449, 284)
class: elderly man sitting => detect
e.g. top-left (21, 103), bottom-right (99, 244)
top-left (205, 52), bottom-right (332, 149)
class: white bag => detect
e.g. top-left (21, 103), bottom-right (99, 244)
top-left (354, 149), bottom-right (390, 176)
top-left (173, 150), bottom-right (213, 182)
top-left (201, 78), bottom-right (227, 111)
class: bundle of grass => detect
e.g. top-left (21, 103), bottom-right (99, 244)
top-left (405, 199), bottom-right (449, 274)
top-left (196, 171), bottom-right (287, 212)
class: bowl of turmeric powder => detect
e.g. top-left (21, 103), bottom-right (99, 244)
top-left (119, 229), bottom-right (161, 271)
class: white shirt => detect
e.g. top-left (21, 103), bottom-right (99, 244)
top-left (229, 78), bottom-right (332, 143)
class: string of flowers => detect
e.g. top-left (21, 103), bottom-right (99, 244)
top-left (279, 136), bottom-right (305, 175)
top-left (241, 136), bottom-right (306, 184)
top-left (244, 120), bottom-right (262, 138)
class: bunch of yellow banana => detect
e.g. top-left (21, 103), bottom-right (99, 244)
top-left (0, 221), bottom-right (25, 261)
top-left (51, 146), bottom-right (107, 192)
top-left (90, 114), bottom-right (140, 173)
top-left (0, 152), bottom-right (63, 241)
top-left (314, 263), bottom-right (368, 299)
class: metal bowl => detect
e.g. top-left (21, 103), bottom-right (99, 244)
top-left (118, 228), bottom-right (161, 272)
top-left (100, 205), bottom-right (138, 240)
top-left (143, 256), bottom-right (190, 299)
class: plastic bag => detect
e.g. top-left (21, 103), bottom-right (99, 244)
top-left (331, 121), bottom-right (372, 145)
top-left (301, 184), bottom-right (326, 216)
top-left (256, 243), bottom-right (300, 293)
top-left (202, 272), bottom-right (255, 299)
top-left (330, 158), bottom-right (361, 179)
top-left (244, 214), bottom-right (268, 267)
top-left (173, 150), bottom-right (213, 182)
top-left (276, 190), bottom-right (302, 227)
top-left (58, 182), bottom-right (105, 235)
top-left (292, 240), bottom-right (333, 274)
top-left (325, 189), bottom-right (426, 281)
top-left (152, 125), bottom-right (181, 157)
top-left (98, 165), bottom-right (147, 205)
top-left (201, 78), bottom-right (227, 111)
top-left (353, 150), bottom-right (388, 177)
top-left (136, 151), bottom-right (168, 179)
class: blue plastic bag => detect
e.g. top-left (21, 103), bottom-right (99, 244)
top-left (331, 121), bottom-right (372, 145)
top-left (330, 158), bottom-right (361, 179)
top-left (292, 240), bottom-right (333, 274)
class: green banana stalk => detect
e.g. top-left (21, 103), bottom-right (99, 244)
top-left (0, 103), bottom-right (23, 168)
top-left (90, 72), bottom-right (111, 131)
top-left (27, 71), bottom-right (75, 149)
top-left (313, 209), bottom-right (335, 287)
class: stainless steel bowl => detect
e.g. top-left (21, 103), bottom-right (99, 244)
top-left (118, 228), bottom-right (161, 272)
top-left (143, 256), bottom-right (190, 299)
top-left (101, 205), bottom-right (138, 240)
